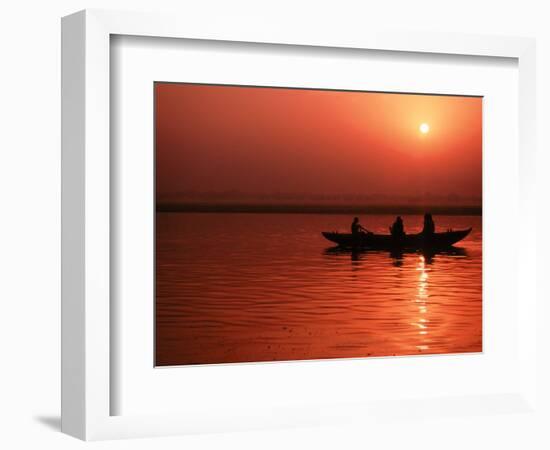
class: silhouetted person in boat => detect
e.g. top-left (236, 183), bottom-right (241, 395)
top-left (390, 216), bottom-right (405, 238)
top-left (351, 217), bottom-right (369, 236)
top-left (422, 213), bottom-right (435, 235)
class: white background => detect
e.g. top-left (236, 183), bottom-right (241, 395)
top-left (0, 1), bottom-right (549, 449)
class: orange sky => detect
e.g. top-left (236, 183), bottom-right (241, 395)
top-left (155, 83), bottom-right (482, 207)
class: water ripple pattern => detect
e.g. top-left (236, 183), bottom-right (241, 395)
top-left (155, 213), bottom-right (482, 366)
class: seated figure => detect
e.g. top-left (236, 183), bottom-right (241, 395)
top-left (423, 213), bottom-right (435, 235)
top-left (351, 217), bottom-right (368, 236)
top-left (390, 216), bottom-right (405, 238)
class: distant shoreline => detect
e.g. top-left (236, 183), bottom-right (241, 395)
top-left (156, 203), bottom-right (482, 216)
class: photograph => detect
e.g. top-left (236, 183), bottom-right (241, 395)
top-left (154, 82), bottom-right (482, 366)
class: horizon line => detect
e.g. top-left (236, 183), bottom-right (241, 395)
top-left (156, 203), bottom-right (482, 216)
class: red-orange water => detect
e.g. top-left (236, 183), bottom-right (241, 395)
top-left (155, 214), bottom-right (482, 366)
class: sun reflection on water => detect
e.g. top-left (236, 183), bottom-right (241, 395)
top-left (414, 255), bottom-right (430, 351)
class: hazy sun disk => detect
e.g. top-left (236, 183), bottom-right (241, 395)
top-left (420, 123), bottom-right (430, 134)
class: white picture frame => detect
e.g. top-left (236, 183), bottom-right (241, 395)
top-left (61, 9), bottom-right (537, 441)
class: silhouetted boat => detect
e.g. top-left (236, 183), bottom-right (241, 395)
top-left (321, 228), bottom-right (472, 250)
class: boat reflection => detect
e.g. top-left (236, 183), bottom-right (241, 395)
top-left (389, 249), bottom-right (404, 267)
top-left (323, 245), bottom-right (468, 266)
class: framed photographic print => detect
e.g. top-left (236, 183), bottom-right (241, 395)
top-left (62, 9), bottom-right (538, 441)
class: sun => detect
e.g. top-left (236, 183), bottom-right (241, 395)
top-left (419, 123), bottom-right (430, 134)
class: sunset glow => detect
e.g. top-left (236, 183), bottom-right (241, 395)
top-left (155, 84), bottom-right (482, 210)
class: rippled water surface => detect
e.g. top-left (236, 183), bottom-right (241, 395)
top-left (156, 213), bottom-right (482, 366)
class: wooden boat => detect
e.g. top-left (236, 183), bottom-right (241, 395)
top-left (321, 228), bottom-right (472, 250)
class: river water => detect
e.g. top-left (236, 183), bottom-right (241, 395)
top-left (155, 213), bottom-right (482, 366)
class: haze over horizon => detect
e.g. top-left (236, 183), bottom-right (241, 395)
top-left (155, 83), bottom-right (482, 210)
